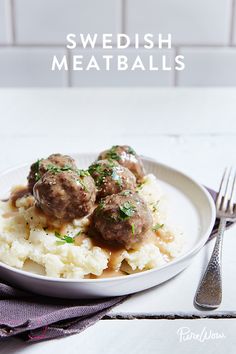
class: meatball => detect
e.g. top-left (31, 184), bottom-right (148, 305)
top-left (88, 159), bottom-right (136, 199)
top-left (33, 169), bottom-right (96, 221)
top-left (92, 191), bottom-right (153, 249)
top-left (27, 153), bottom-right (77, 192)
top-left (98, 145), bottom-right (145, 182)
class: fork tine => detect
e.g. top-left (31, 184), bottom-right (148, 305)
top-left (229, 169), bottom-right (236, 214)
top-left (216, 168), bottom-right (229, 211)
top-left (221, 167), bottom-right (233, 212)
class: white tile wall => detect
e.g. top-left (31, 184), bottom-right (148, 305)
top-left (0, 0), bottom-right (235, 86)
top-left (177, 48), bottom-right (236, 86)
top-left (0, 48), bottom-right (67, 86)
top-left (70, 49), bottom-right (174, 87)
top-left (232, 0), bottom-right (236, 45)
top-left (126, 0), bottom-right (232, 45)
top-left (14, 0), bottom-right (122, 44)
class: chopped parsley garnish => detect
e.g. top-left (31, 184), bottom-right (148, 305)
top-left (56, 240), bottom-right (66, 246)
top-left (136, 181), bottom-right (145, 191)
top-left (105, 146), bottom-right (121, 161)
top-left (77, 177), bottom-right (88, 192)
top-left (75, 170), bottom-right (90, 191)
top-left (152, 201), bottom-right (159, 213)
top-left (121, 190), bottom-right (133, 196)
top-left (127, 146), bottom-right (136, 155)
top-left (111, 169), bottom-right (122, 187)
top-left (34, 159), bottom-right (43, 181)
top-left (88, 161), bottom-right (121, 188)
top-left (46, 164), bottom-right (74, 174)
top-left (55, 231), bottom-right (75, 244)
top-left (46, 164), bottom-right (89, 177)
top-left (131, 223), bottom-right (135, 235)
top-left (152, 223), bottom-right (164, 232)
top-left (45, 165), bottom-right (89, 191)
top-left (77, 169), bottom-right (90, 177)
top-left (119, 201), bottom-right (136, 220)
top-left (34, 160), bottom-right (89, 186)
top-left (97, 200), bottom-right (105, 211)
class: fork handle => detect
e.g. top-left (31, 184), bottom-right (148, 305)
top-left (194, 218), bottom-right (227, 309)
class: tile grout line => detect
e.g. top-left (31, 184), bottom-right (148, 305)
top-left (10, 0), bottom-right (16, 44)
top-left (229, 0), bottom-right (236, 44)
top-left (121, 0), bottom-right (126, 34)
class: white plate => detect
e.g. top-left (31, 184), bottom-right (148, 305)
top-left (0, 154), bottom-right (216, 298)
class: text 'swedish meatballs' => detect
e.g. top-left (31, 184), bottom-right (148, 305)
top-left (88, 159), bottom-right (136, 199)
top-left (27, 153), bottom-right (77, 192)
top-left (98, 145), bottom-right (145, 182)
top-left (92, 191), bottom-right (153, 250)
top-left (33, 169), bottom-right (96, 221)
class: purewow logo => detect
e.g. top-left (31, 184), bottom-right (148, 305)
top-left (177, 326), bottom-right (226, 343)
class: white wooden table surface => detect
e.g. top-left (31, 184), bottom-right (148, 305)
top-left (0, 88), bottom-right (236, 353)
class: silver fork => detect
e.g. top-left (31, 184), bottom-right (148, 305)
top-left (194, 167), bottom-right (236, 309)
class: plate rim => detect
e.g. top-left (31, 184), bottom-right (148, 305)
top-left (0, 154), bottom-right (216, 283)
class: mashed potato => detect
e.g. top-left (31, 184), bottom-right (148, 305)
top-left (0, 174), bottom-right (183, 279)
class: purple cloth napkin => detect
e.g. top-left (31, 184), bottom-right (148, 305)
top-left (0, 188), bottom-right (232, 342)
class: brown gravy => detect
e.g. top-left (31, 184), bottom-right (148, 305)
top-left (144, 230), bottom-right (173, 260)
top-left (90, 269), bottom-right (125, 279)
top-left (10, 185), bottom-right (30, 208)
top-left (156, 228), bottom-right (174, 243)
top-left (74, 233), bottom-right (87, 246)
top-left (2, 211), bottom-right (18, 218)
top-left (4, 186), bottom-right (175, 278)
top-left (33, 205), bottom-right (71, 231)
top-left (89, 227), bottom-right (175, 277)
top-left (89, 233), bottom-right (126, 272)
